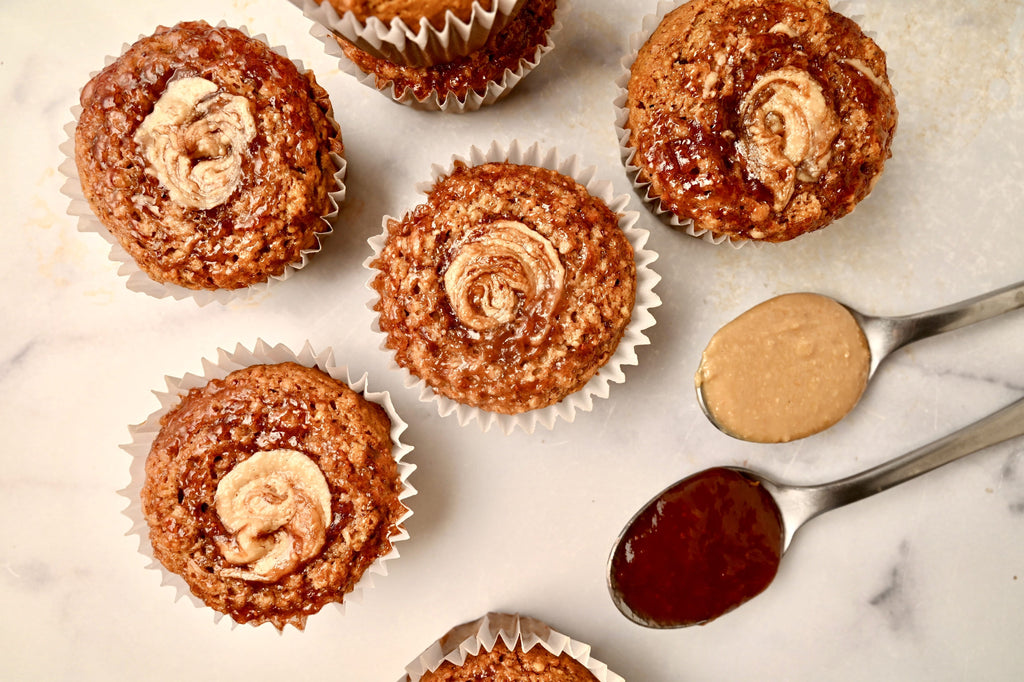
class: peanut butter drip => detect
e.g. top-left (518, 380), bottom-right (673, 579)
top-left (213, 449), bottom-right (332, 583)
top-left (736, 67), bottom-right (840, 212)
top-left (134, 77), bottom-right (256, 210)
top-left (443, 220), bottom-right (565, 345)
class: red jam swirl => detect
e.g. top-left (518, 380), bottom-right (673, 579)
top-left (610, 467), bottom-right (784, 626)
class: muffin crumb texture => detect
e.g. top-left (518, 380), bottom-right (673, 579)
top-left (321, 0), bottom-right (491, 28)
top-left (372, 161), bottom-right (636, 414)
top-left (141, 362), bottom-right (403, 629)
top-left (417, 641), bottom-right (599, 681)
top-left (75, 21), bottom-right (343, 290)
top-left (627, 0), bottom-right (898, 241)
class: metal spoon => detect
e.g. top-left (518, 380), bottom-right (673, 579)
top-left (609, 393), bottom-right (1024, 628)
top-left (696, 279), bottom-right (1024, 441)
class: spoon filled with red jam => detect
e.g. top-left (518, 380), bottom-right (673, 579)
top-left (608, 394), bottom-right (1024, 628)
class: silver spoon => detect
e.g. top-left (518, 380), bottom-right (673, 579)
top-left (609, 394), bottom-right (1024, 628)
top-left (696, 279), bottom-right (1024, 441)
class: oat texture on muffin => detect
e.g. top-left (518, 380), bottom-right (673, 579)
top-left (75, 21), bottom-right (343, 290)
top-left (372, 161), bottom-right (637, 415)
top-left (416, 640), bottom-right (599, 681)
top-left (336, 0), bottom-right (555, 103)
top-left (320, 0), bottom-right (492, 28)
top-left (626, 0), bottom-right (898, 242)
top-left (141, 362), bottom-right (404, 629)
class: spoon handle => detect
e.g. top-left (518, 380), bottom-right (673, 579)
top-left (874, 279), bottom-right (1024, 356)
top-left (818, 394), bottom-right (1024, 511)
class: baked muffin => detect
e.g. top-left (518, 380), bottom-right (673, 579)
top-left (332, 0), bottom-right (557, 109)
top-left (371, 160), bottom-right (637, 415)
top-left (74, 21), bottom-right (344, 291)
top-left (419, 640), bottom-right (598, 681)
top-left (402, 613), bottom-right (622, 682)
top-left (140, 361), bottom-right (406, 629)
top-left (623, 0), bottom-right (898, 242)
top-left (295, 0), bottom-right (523, 68)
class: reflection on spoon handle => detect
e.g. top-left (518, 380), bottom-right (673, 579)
top-left (860, 279), bottom-right (1024, 373)
top-left (810, 394), bottom-right (1024, 518)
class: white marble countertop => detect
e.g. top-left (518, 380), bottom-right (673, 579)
top-left (3, 0), bottom-right (1023, 679)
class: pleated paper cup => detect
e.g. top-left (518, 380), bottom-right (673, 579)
top-left (290, 0), bottom-right (525, 68)
top-left (364, 140), bottom-right (661, 434)
top-left (59, 23), bottom-right (346, 305)
top-left (120, 339), bottom-right (416, 629)
top-left (400, 612), bottom-right (625, 681)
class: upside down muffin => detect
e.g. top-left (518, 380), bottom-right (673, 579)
top-left (74, 21), bottom-right (344, 290)
top-left (371, 161), bottom-right (637, 414)
top-left (625, 0), bottom-right (898, 242)
top-left (141, 362), bottom-right (405, 629)
top-left (417, 640), bottom-right (599, 681)
top-left (334, 0), bottom-right (556, 105)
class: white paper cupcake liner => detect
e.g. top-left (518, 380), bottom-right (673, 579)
top-left (290, 0), bottom-right (525, 68)
top-left (58, 23), bottom-right (347, 306)
top-left (400, 612), bottom-right (625, 682)
top-left (614, 0), bottom-right (872, 249)
top-left (364, 140), bottom-right (662, 435)
top-left (312, 0), bottom-right (566, 113)
top-left (119, 339), bottom-right (416, 630)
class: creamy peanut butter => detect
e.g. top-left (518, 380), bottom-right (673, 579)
top-left (134, 76), bottom-right (256, 210)
top-left (695, 293), bottom-right (870, 443)
top-left (736, 67), bottom-right (841, 212)
top-left (214, 448), bottom-right (332, 582)
top-left (443, 219), bottom-right (565, 345)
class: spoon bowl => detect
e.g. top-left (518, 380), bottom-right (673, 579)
top-left (609, 394), bottom-right (1024, 628)
top-left (696, 279), bottom-right (1024, 442)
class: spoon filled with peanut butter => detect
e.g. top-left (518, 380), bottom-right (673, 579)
top-left (608, 394), bottom-right (1024, 628)
top-left (695, 280), bottom-right (1024, 443)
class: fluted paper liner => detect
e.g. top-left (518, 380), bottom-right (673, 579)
top-left (615, 0), bottom-right (875, 248)
top-left (400, 612), bottom-right (625, 682)
top-left (120, 339), bottom-right (416, 630)
top-left (290, 0), bottom-right (524, 68)
top-left (364, 140), bottom-right (662, 434)
top-left (58, 24), bottom-right (347, 306)
top-left (312, 0), bottom-right (567, 113)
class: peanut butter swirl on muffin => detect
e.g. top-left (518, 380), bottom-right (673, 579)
top-left (626, 0), bottom-right (898, 242)
top-left (372, 162), bottom-right (637, 414)
top-left (75, 21), bottom-right (343, 290)
top-left (141, 362), bottom-right (404, 629)
top-left (416, 640), bottom-right (599, 681)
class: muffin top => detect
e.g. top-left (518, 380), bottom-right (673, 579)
top-left (372, 161), bottom-right (636, 414)
top-left (75, 21), bottom-right (343, 290)
top-left (337, 0), bottom-right (555, 101)
top-left (627, 0), bottom-right (897, 242)
top-left (321, 0), bottom-right (492, 28)
top-left (141, 362), bottom-right (404, 629)
top-left (417, 641), bottom-right (598, 681)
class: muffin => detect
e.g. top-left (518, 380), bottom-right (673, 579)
top-left (327, 0), bottom-right (559, 111)
top-left (293, 0), bottom-right (525, 67)
top-left (370, 154), bottom-right (638, 418)
top-left (620, 0), bottom-right (898, 243)
top-left (73, 21), bottom-right (344, 293)
top-left (402, 612), bottom-right (623, 682)
top-left (137, 355), bottom-right (410, 629)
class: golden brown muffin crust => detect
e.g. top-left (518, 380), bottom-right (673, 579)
top-left (75, 21), bottom-right (343, 290)
top-left (141, 362), bottom-right (403, 629)
top-left (337, 0), bottom-right (555, 101)
top-left (372, 162), bottom-right (636, 414)
top-left (321, 0), bottom-right (493, 28)
top-left (418, 641), bottom-right (599, 681)
top-left (627, 0), bottom-right (898, 241)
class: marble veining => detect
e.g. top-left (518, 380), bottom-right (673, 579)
top-left (869, 540), bottom-right (915, 632)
